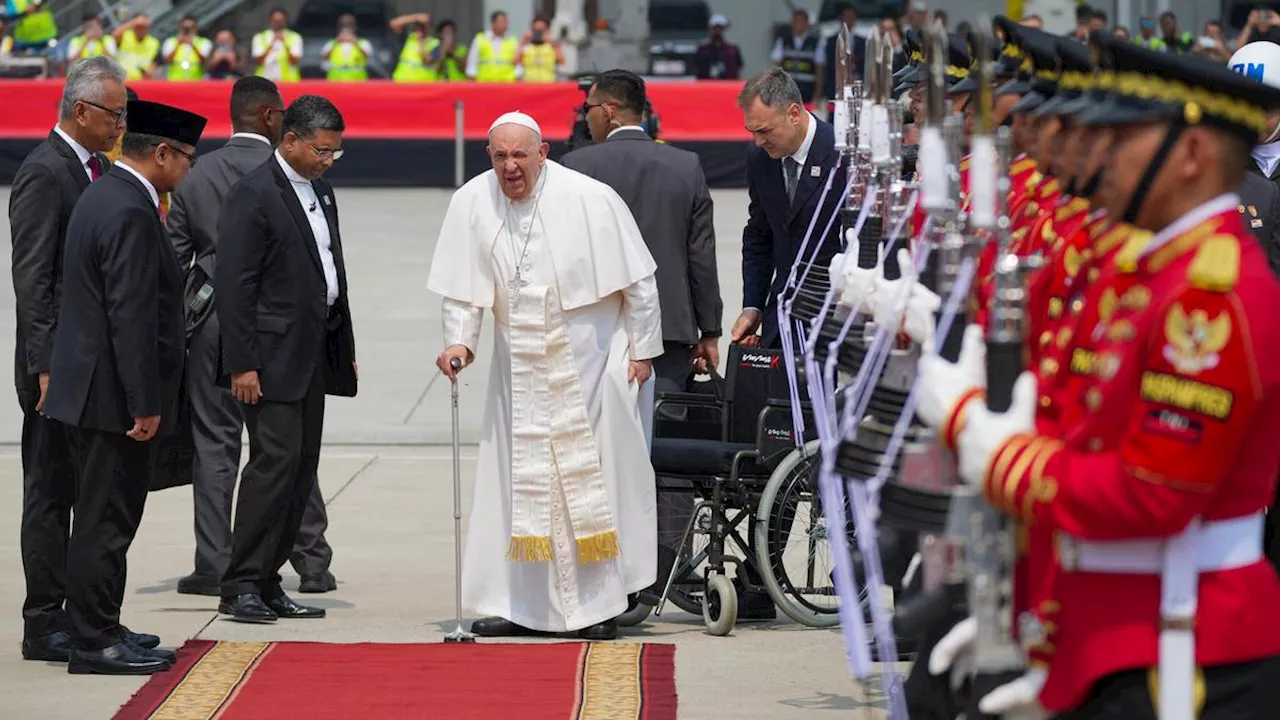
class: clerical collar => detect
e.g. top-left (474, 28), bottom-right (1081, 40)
top-left (608, 125), bottom-right (647, 139)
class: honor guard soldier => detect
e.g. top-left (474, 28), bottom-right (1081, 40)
top-left (927, 34), bottom-right (1280, 718)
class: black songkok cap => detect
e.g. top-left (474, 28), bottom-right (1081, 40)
top-left (125, 100), bottom-right (207, 147)
top-left (1007, 26), bottom-right (1059, 114)
top-left (1034, 36), bottom-right (1093, 117)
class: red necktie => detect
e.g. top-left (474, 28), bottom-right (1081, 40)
top-left (87, 156), bottom-right (102, 181)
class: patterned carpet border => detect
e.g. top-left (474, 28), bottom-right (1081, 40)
top-left (112, 640), bottom-right (678, 720)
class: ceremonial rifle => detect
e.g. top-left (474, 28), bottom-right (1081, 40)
top-left (961, 23), bottom-right (1027, 717)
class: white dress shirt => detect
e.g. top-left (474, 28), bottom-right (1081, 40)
top-left (275, 151), bottom-right (339, 306)
top-left (114, 160), bottom-right (160, 209)
top-left (53, 125), bottom-right (96, 181)
top-left (606, 125), bottom-right (647, 139)
top-left (231, 131), bottom-right (272, 146)
top-left (1253, 142), bottom-right (1280, 179)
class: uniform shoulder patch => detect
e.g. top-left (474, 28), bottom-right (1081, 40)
top-left (1187, 235), bottom-right (1240, 292)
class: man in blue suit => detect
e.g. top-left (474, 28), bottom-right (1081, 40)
top-left (730, 67), bottom-right (846, 348)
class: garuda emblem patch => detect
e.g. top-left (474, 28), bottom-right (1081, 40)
top-left (1162, 304), bottom-right (1230, 375)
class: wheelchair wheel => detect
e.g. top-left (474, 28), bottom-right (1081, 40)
top-left (754, 440), bottom-right (841, 628)
top-left (702, 573), bottom-right (738, 636)
top-left (616, 594), bottom-right (652, 627)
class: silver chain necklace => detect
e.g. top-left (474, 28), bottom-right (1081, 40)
top-left (505, 178), bottom-right (544, 293)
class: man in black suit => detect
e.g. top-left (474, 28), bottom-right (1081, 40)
top-left (730, 67), bottom-right (846, 348)
top-left (215, 95), bottom-right (358, 623)
top-left (8, 56), bottom-right (130, 664)
top-left (43, 100), bottom-right (206, 675)
top-left (561, 70), bottom-right (722, 387)
top-left (167, 78), bottom-right (339, 597)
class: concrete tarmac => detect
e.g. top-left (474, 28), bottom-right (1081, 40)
top-left (0, 187), bottom-right (894, 719)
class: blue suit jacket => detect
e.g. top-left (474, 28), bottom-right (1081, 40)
top-left (742, 117), bottom-right (846, 347)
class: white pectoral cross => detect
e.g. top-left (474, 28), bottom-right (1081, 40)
top-left (507, 275), bottom-right (529, 293)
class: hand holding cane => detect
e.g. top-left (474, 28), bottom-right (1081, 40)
top-left (443, 357), bottom-right (476, 643)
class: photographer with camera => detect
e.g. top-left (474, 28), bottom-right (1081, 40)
top-left (161, 15), bottom-right (211, 81)
top-left (1237, 4), bottom-right (1280, 48)
top-left (516, 13), bottom-right (563, 83)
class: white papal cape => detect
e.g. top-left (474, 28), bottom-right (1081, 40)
top-left (427, 160), bottom-right (664, 632)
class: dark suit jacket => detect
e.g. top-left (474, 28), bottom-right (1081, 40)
top-left (215, 157), bottom-right (358, 402)
top-left (7, 130), bottom-right (110, 407)
top-left (168, 135), bottom-right (275, 271)
top-left (44, 167), bottom-right (186, 435)
top-left (1238, 170), bottom-right (1280, 277)
top-left (743, 117), bottom-right (845, 346)
top-left (560, 128), bottom-right (722, 345)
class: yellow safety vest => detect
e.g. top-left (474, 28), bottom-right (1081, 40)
top-left (11, 0), bottom-right (57, 46)
top-left (69, 36), bottom-right (113, 59)
top-left (166, 36), bottom-right (209, 81)
top-left (254, 29), bottom-right (302, 82)
top-left (393, 32), bottom-right (429, 82)
top-left (118, 31), bottom-right (159, 80)
top-left (474, 34), bottom-right (517, 82)
top-left (422, 37), bottom-right (467, 81)
top-left (326, 39), bottom-right (368, 81)
top-left (1, 36), bottom-right (13, 55)
top-left (520, 43), bottom-right (557, 83)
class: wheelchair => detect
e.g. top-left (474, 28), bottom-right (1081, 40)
top-left (629, 343), bottom-right (840, 636)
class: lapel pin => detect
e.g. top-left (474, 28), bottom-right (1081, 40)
top-left (1248, 205), bottom-right (1258, 217)
top-left (1252, 218), bottom-right (1263, 228)
top-left (809, 165), bottom-right (821, 177)
top-left (323, 195), bottom-right (332, 207)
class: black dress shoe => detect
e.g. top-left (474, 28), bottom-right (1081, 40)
top-left (68, 642), bottom-right (170, 675)
top-left (578, 620), bottom-right (618, 641)
top-left (124, 637), bottom-right (176, 664)
top-left (177, 574), bottom-right (221, 596)
top-left (218, 594), bottom-right (278, 623)
top-left (121, 626), bottom-right (161, 650)
top-left (298, 571), bottom-right (337, 594)
top-left (22, 630), bottom-right (71, 662)
top-left (264, 594), bottom-right (325, 619)
top-left (469, 617), bottom-right (552, 638)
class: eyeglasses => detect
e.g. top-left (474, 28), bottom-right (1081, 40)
top-left (80, 100), bottom-right (126, 126)
top-left (582, 102), bottom-right (606, 115)
top-left (307, 142), bottom-right (344, 161)
top-left (259, 105), bottom-right (285, 117)
top-left (163, 143), bottom-right (197, 167)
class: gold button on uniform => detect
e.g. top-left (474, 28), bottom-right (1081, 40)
top-left (1086, 388), bottom-right (1103, 411)
top-left (1088, 437), bottom-right (1103, 451)
top-left (1040, 358), bottom-right (1060, 377)
top-left (1070, 298), bottom-right (1085, 315)
top-left (1040, 395), bottom-right (1052, 408)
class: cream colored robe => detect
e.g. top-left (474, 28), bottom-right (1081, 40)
top-left (427, 160), bottom-right (663, 631)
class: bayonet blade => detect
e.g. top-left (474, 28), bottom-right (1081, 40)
top-left (975, 18), bottom-right (994, 136)
top-left (836, 27), bottom-right (850, 96)
top-left (865, 27), bottom-right (881, 99)
top-left (925, 19), bottom-right (946, 125)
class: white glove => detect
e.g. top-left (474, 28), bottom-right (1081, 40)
top-left (978, 668), bottom-right (1048, 719)
top-left (827, 252), bottom-right (848, 293)
top-left (901, 282), bottom-right (942, 347)
top-left (928, 615), bottom-right (976, 691)
top-left (871, 248), bottom-right (911, 331)
top-left (956, 371), bottom-right (1038, 486)
top-left (837, 238), bottom-right (877, 315)
top-left (915, 323), bottom-right (987, 430)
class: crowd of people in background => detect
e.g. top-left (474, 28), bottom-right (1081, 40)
top-left (0, 2), bottom-right (1270, 85)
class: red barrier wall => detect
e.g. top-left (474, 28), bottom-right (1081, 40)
top-left (0, 80), bottom-right (750, 141)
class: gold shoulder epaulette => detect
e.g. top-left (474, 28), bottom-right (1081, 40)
top-left (1187, 234), bottom-right (1240, 292)
top-left (1011, 156), bottom-right (1037, 176)
top-left (1024, 171), bottom-right (1044, 192)
top-left (1114, 229), bottom-right (1152, 273)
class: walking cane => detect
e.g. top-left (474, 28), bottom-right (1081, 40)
top-left (444, 357), bottom-right (476, 643)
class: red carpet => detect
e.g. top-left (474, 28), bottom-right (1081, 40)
top-left (113, 640), bottom-right (677, 720)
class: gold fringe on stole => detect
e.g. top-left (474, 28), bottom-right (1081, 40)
top-left (506, 535), bottom-right (554, 562)
top-left (576, 530), bottom-right (620, 564)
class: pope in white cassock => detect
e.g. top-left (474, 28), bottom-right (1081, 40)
top-left (428, 111), bottom-right (664, 641)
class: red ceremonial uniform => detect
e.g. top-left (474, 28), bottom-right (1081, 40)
top-left (1007, 153), bottom-right (1042, 217)
top-left (1024, 199), bottom-right (1098, 364)
top-left (981, 206), bottom-right (1280, 712)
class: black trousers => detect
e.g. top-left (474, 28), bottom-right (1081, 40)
top-left (221, 369), bottom-right (325, 599)
top-left (64, 427), bottom-right (154, 650)
top-left (18, 387), bottom-right (77, 639)
top-left (187, 315), bottom-right (331, 580)
top-left (1055, 655), bottom-right (1280, 719)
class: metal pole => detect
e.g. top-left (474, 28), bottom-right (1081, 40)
top-left (443, 357), bottom-right (476, 643)
top-left (454, 100), bottom-right (465, 189)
